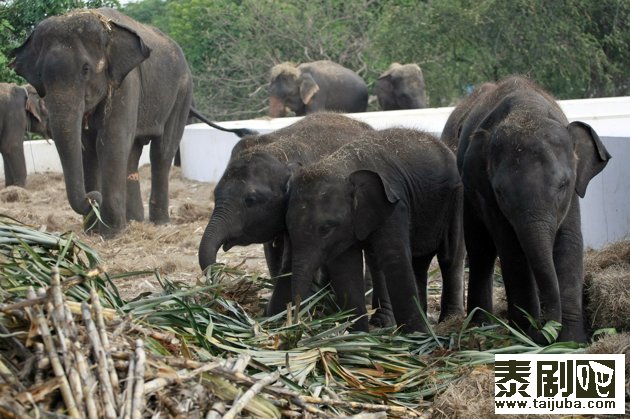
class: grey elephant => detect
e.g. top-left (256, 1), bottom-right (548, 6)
top-left (197, 113), bottom-right (393, 321)
top-left (0, 83), bottom-right (49, 187)
top-left (268, 60), bottom-right (368, 118)
top-left (286, 128), bottom-right (465, 332)
top-left (10, 8), bottom-right (248, 237)
top-left (375, 63), bottom-right (427, 110)
top-left (451, 76), bottom-right (611, 343)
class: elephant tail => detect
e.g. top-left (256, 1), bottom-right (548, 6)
top-left (188, 108), bottom-right (257, 138)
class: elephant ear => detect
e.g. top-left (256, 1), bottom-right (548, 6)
top-left (24, 88), bottom-right (43, 123)
top-left (298, 73), bottom-right (320, 105)
top-left (284, 162), bottom-right (303, 195)
top-left (569, 121), bottom-right (612, 198)
top-left (10, 33), bottom-right (45, 97)
top-left (107, 21), bottom-right (151, 88)
top-left (349, 170), bottom-right (400, 241)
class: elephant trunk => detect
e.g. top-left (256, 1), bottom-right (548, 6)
top-left (198, 206), bottom-right (234, 271)
top-left (268, 95), bottom-right (286, 118)
top-left (289, 253), bottom-right (321, 305)
top-left (515, 219), bottom-right (562, 327)
top-left (47, 99), bottom-right (102, 215)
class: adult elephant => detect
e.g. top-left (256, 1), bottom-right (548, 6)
top-left (452, 76), bottom-right (611, 343)
top-left (197, 113), bottom-right (394, 324)
top-left (286, 128), bottom-right (465, 332)
top-left (268, 61), bottom-right (368, 118)
top-left (0, 83), bottom-right (49, 187)
top-left (10, 8), bottom-right (249, 237)
top-left (375, 63), bottom-right (427, 111)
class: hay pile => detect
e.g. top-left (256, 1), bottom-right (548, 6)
top-left (584, 240), bottom-right (630, 332)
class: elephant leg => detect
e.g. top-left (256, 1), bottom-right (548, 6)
top-left (553, 202), bottom-right (587, 343)
top-left (365, 248), bottom-right (395, 328)
top-left (2, 146), bottom-right (26, 187)
top-left (126, 140), bottom-right (145, 222)
top-left (148, 144), bottom-right (172, 225)
top-left (436, 191), bottom-right (466, 320)
top-left (464, 200), bottom-right (497, 324)
top-left (149, 87), bottom-right (190, 225)
top-left (82, 130), bottom-right (100, 193)
top-left (411, 253), bottom-right (433, 317)
top-left (371, 216), bottom-right (424, 333)
top-left (326, 244), bottom-right (368, 332)
top-left (96, 132), bottom-right (130, 237)
top-left (265, 235), bottom-right (293, 316)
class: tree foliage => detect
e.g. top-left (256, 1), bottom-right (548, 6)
top-left (1, 0), bottom-right (627, 119)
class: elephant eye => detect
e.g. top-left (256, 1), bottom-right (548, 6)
top-left (244, 192), bottom-right (268, 207)
top-left (81, 63), bottom-right (90, 77)
top-left (318, 221), bottom-right (339, 238)
top-left (558, 178), bottom-right (569, 190)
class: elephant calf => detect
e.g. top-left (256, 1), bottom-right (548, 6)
top-left (198, 113), bottom-right (383, 317)
top-left (286, 128), bottom-right (466, 333)
top-left (451, 76), bottom-right (611, 343)
top-left (0, 83), bottom-right (49, 187)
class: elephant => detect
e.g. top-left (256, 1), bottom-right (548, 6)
top-left (451, 76), bottom-right (611, 343)
top-left (286, 128), bottom-right (466, 333)
top-left (375, 63), bottom-right (427, 110)
top-left (10, 8), bottom-right (250, 237)
top-left (0, 83), bottom-right (49, 187)
top-left (197, 113), bottom-right (393, 321)
top-left (268, 60), bottom-right (368, 118)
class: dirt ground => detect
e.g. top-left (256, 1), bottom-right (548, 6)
top-left (0, 165), bottom-right (269, 299)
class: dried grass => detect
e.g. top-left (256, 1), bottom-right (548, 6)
top-left (0, 186), bottom-right (31, 203)
top-left (583, 240), bottom-right (630, 332)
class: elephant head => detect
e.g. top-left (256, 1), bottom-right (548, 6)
top-left (268, 62), bottom-right (319, 118)
top-left (375, 63), bottom-right (427, 110)
top-left (10, 10), bottom-right (150, 215)
top-left (198, 151), bottom-right (294, 270)
top-left (286, 168), bottom-right (397, 311)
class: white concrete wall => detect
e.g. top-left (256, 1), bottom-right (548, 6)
top-left (2, 96), bottom-right (629, 249)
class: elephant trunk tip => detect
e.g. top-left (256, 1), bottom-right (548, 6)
top-left (69, 190), bottom-right (103, 215)
top-left (198, 251), bottom-right (217, 272)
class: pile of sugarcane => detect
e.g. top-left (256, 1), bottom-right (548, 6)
top-left (0, 215), bottom-right (594, 418)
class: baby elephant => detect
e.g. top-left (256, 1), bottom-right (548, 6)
top-left (286, 128), bottom-right (465, 332)
top-left (452, 76), bottom-right (611, 343)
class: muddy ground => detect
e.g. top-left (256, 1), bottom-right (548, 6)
top-left (0, 165), bottom-right (269, 300)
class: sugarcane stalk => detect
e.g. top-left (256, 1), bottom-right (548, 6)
top-left (81, 301), bottom-right (117, 418)
top-left (29, 287), bottom-right (81, 419)
top-left (205, 401), bottom-right (225, 419)
top-left (131, 339), bottom-right (146, 419)
top-left (91, 288), bottom-right (120, 404)
top-left (73, 341), bottom-right (99, 419)
top-left (121, 356), bottom-right (135, 419)
top-left (143, 361), bottom-right (222, 394)
top-left (223, 370), bottom-right (280, 419)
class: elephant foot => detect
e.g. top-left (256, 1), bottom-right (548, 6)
top-left (369, 310), bottom-right (396, 328)
top-left (557, 324), bottom-right (588, 344)
top-left (150, 214), bottom-right (170, 225)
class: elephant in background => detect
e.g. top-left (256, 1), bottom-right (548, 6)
top-left (11, 8), bottom-right (248, 237)
top-left (452, 76), bottom-right (611, 343)
top-left (268, 60), bottom-right (368, 118)
top-left (0, 83), bottom-right (49, 187)
top-left (375, 63), bottom-right (427, 110)
top-left (286, 128), bottom-right (465, 332)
